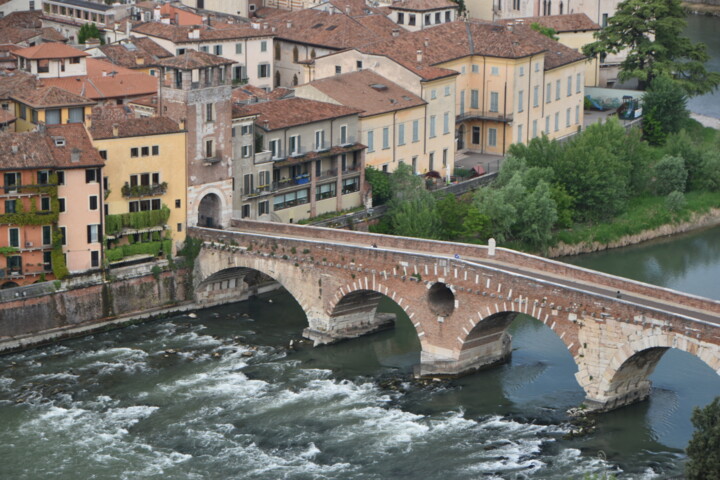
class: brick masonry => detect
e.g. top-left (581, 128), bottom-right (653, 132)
top-left (193, 222), bottom-right (720, 411)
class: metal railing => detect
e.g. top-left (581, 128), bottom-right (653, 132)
top-left (456, 109), bottom-right (513, 123)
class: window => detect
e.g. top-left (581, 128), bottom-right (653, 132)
top-left (459, 89), bottom-right (465, 114)
top-left (87, 224), bottom-right (100, 244)
top-left (518, 90), bottom-right (524, 112)
top-left (258, 64), bottom-right (270, 78)
top-left (382, 127), bottom-right (389, 149)
top-left (429, 116), bottom-right (436, 138)
top-left (575, 105), bottom-right (580, 125)
top-left (241, 204), bottom-right (251, 218)
top-left (206, 103), bottom-right (214, 122)
top-left (141, 146), bottom-right (150, 157)
top-left (289, 135), bottom-right (301, 155)
top-left (429, 152), bottom-right (434, 171)
top-left (274, 42), bottom-right (281, 61)
top-left (269, 139), bottom-right (280, 158)
top-left (316, 182), bottom-right (336, 200)
top-left (40, 197), bottom-right (50, 211)
top-left (567, 76), bottom-right (572, 96)
top-left (273, 189), bottom-right (309, 210)
top-left (342, 177), bottom-right (359, 194)
top-left (444, 86), bottom-right (450, 96)
top-left (206, 139), bottom-right (214, 158)
top-left (576, 73), bottom-right (582, 93)
top-left (91, 250), bottom-right (100, 268)
top-left (397, 124), bottom-right (405, 145)
top-left (37, 170), bottom-right (50, 185)
top-left (425, 13), bottom-right (431, 25)
top-left (200, 45), bottom-right (209, 53)
top-left (367, 131), bottom-right (374, 152)
top-left (260, 40), bottom-right (267, 52)
top-left (408, 14), bottom-right (416, 26)
top-left (214, 45), bottom-right (223, 55)
top-left (9, 228), bottom-right (19, 248)
top-left (545, 115), bottom-right (550, 134)
top-left (490, 92), bottom-right (499, 112)
top-left (397, 12), bottom-right (404, 24)
top-left (472, 64), bottom-right (479, 73)
top-left (488, 128), bottom-right (497, 147)
top-left (131, 147), bottom-right (139, 158)
top-left (58, 198), bottom-right (66, 212)
top-left (314, 130), bottom-right (325, 150)
top-left (519, 66), bottom-right (525, 77)
top-left (556, 80), bottom-right (561, 100)
top-left (491, 66), bottom-right (499, 76)
top-left (470, 89), bottom-right (479, 109)
top-left (546, 83), bottom-right (551, 103)
top-left (19, 105), bottom-right (26, 120)
top-left (242, 145), bottom-right (252, 157)
top-left (555, 112), bottom-right (559, 131)
top-left (472, 126), bottom-right (480, 144)
top-left (32, 109), bottom-right (38, 124)
top-left (236, 42), bottom-right (243, 54)
top-left (435, 12), bottom-right (441, 23)
top-left (259, 201), bottom-right (269, 215)
top-left (5, 199), bottom-right (16, 214)
top-left (89, 195), bottom-right (98, 210)
top-left (152, 145), bottom-right (159, 156)
top-left (533, 86), bottom-right (539, 107)
top-left (443, 112), bottom-right (449, 134)
top-left (241, 124), bottom-right (252, 136)
top-left (517, 124), bottom-right (523, 143)
top-left (85, 168), bottom-right (99, 183)
top-left (532, 119), bottom-right (537, 138)
top-left (356, 60), bottom-right (363, 71)
top-left (42, 225), bottom-right (51, 245)
top-left (566, 107), bottom-right (571, 127)
top-left (602, 13), bottom-right (608, 27)
top-left (411, 157), bottom-right (417, 174)
top-left (68, 107), bottom-right (83, 123)
top-left (340, 125), bottom-right (348, 145)
top-left (3, 172), bottom-right (19, 193)
top-left (535, 62), bottom-right (540, 72)
top-left (45, 109), bottom-right (60, 125)
top-left (412, 120), bottom-right (419, 142)
top-left (445, 11), bottom-right (451, 22)
top-left (335, 65), bottom-right (342, 75)
top-left (175, 199), bottom-right (182, 208)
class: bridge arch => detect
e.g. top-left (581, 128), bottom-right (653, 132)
top-left (591, 333), bottom-right (720, 410)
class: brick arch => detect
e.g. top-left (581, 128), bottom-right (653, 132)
top-left (596, 333), bottom-right (720, 401)
top-left (328, 280), bottom-right (427, 347)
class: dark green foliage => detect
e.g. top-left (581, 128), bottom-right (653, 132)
top-left (642, 75), bottom-right (690, 145)
top-left (365, 166), bottom-right (392, 206)
top-left (386, 163), bottom-right (441, 238)
top-left (582, 0), bottom-right (720, 95)
top-left (106, 240), bottom-right (171, 263)
top-left (530, 22), bottom-right (558, 40)
top-left (653, 155), bottom-right (687, 195)
top-left (436, 194), bottom-right (470, 240)
top-left (78, 23), bottom-right (104, 45)
top-left (665, 129), bottom-right (708, 190)
top-left (105, 206), bottom-right (171, 236)
top-left (686, 397), bottom-right (720, 479)
top-left (665, 191), bottom-right (686, 213)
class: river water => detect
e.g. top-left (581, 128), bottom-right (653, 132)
top-left (1, 226), bottom-right (719, 479)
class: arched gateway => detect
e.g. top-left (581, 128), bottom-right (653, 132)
top-left (190, 220), bottom-right (720, 413)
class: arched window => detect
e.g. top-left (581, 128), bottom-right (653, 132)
top-left (559, 1), bottom-right (563, 14)
top-left (274, 42), bottom-right (281, 61)
top-left (293, 46), bottom-right (299, 63)
top-left (275, 70), bottom-right (281, 87)
top-left (310, 49), bottom-right (316, 60)
top-left (292, 74), bottom-right (298, 86)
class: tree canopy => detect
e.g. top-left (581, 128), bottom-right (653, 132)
top-left (582, 0), bottom-right (720, 96)
top-left (78, 23), bottom-right (104, 45)
top-left (686, 397), bottom-right (720, 479)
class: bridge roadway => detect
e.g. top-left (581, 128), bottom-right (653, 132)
top-left (226, 224), bottom-right (720, 328)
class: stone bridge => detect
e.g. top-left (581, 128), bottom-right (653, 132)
top-left (189, 220), bottom-right (720, 412)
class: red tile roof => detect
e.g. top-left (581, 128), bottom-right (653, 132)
top-left (11, 85), bottom-right (95, 108)
top-left (0, 70), bottom-right (37, 101)
top-left (0, 108), bottom-right (15, 124)
top-left (498, 14), bottom-right (600, 33)
top-left (14, 42), bottom-right (89, 60)
top-left (0, 10), bottom-right (43, 29)
top-left (89, 116), bottom-right (182, 139)
top-left (233, 97), bottom-right (361, 130)
top-left (97, 38), bottom-right (171, 70)
top-left (46, 123), bottom-right (104, 168)
top-left (156, 50), bottom-right (234, 69)
top-left (128, 36), bottom-right (173, 59)
top-left (132, 21), bottom-right (274, 43)
top-left (231, 84), bottom-right (292, 103)
top-left (302, 70), bottom-right (426, 117)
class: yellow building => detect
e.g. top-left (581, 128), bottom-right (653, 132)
top-left (11, 86), bottom-right (95, 132)
top-left (295, 70), bottom-right (455, 176)
top-left (88, 115), bottom-right (187, 255)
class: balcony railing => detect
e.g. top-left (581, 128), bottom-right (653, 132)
top-left (204, 156), bottom-right (221, 165)
top-left (121, 182), bottom-right (168, 198)
top-left (456, 109), bottom-right (513, 123)
top-left (254, 150), bottom-right (272, 164)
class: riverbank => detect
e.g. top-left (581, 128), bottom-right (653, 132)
top-left (683, 1), bottom-right (720, 17)
top-left (547, 207), bottom-right (720, 257)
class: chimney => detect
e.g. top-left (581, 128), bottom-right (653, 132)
top-left (112, 123), bottom-right (119, 137)
top-left (287, 20), bottom-right (292, 28)
top-left (345, 6), bottom-right (351, 15)
top-left (392, 28), bottom-right (400, 37)
top-left (11, 144), bottom-right (17, 154)
top-left (416, 49), bottom-right (422, 63)
top-left (125, 19), bottom-right (130, 37)
top-left (507, 24), bottom-right (514, 32)
top-left (179, 118), bottom-right (185, 130)
top-left (272, 26), bottom-right (276, 32)
top-left (424, 38), bottom-right (429, 47)
top-left (71, 148), bottom-right (81, 163)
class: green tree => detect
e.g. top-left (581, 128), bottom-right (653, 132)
top-left (664, 129), bottom-right (707, 190)
top-left (473, 181), bottom-right (517, 243)
top-left (653, 155), bottom-right (688, 195)
top-left (436, 193), bottom-right (470, 240)
top-left (686, 397), bottom-right (720, 480)
top-left (582, 0), bottom-right (720, 95)
top-left (451, 0), bottom-right (467, 16)
top-left (507, 134), bottom-right (564, 170)
top-left (516, 180), bottom-right (558, 249)
top-left (530, 22), bottom-right (559, 41)
top-left (78, 23), bottom-right (104, 45)
top-left (698, 150), bottom-right (720, 192)
top-left (365, 167), bottom-right (391, 206)
top-left (386, 163), bottom-right (440, 238)
top-left (642, 75), bottom-right (690, 145)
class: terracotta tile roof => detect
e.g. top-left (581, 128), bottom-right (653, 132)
top-left (0, 27), bottom-right (42, 45)
top-left (11, 85), bottom-right (95, 108)
top-left (89, 116), bottom-right (182, 139)
top-left (41, 27), bottom-right (68, 43)
top-left (128, 36), bottom-right (173, 59)
top-left (132, 21), bottom-right (274, 43)
top-left (14, 42), bottom-right (89, 60)
top-left (360, 20), bottom-right (586, 79)
top-left (498, 14), bottom-right (600, 33)
top-left (45, 123), bottom-right (104, 168)
top-left (252, 7), bottom-right (286, 19)
top-left (231, 84), bottom-right (293, 104)
top-left (302, 70), bottom-right (426, 117)
top-left (40, 58), bottom-right (158, 101)
top-left (325, 0), bottom-right (385, 16)
top-left (233, 97), bottom-right (361, 130)
top-left (0, 123), bottom-right (103, 170)
top-left (89, 104), bottom-right (135, 123)
top-left (127, 93), bottom-right (158, 108)
top-left (0, 108), bottom-right (15, 124)
top-left (0, 10), bottom-right (43, 29)
top-left (0, 70), bottom-right (37, 100)
top-left (389, 0), bottom-right (458, 11)
top-left (156, 50), bottom-right (234, 69)
top-left (263, 8), bottom-right (398, 50)
top-left (97, 38), bottom-right (170, 70)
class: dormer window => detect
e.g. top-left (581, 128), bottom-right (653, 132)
top-left (53, 137), bottom-right (66, 147)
